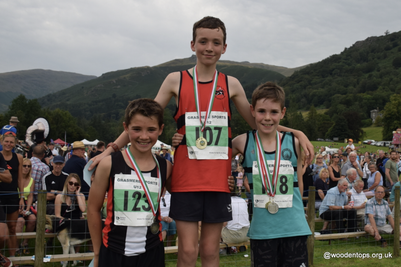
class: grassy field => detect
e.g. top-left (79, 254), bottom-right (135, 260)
top-left (362, 126), bottom-right (384, 141)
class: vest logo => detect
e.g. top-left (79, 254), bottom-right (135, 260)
top-left (215, 87), bottom-right (225, 100)
top-left (282, 148), bottom-right (292, 160)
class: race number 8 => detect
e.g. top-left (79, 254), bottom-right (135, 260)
top-left (279, 175), bottom-right (288, 194)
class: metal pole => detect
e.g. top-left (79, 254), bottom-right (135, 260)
top-left (393, 186), bottom-right (400, 257)
top-left (307, 186), bottom-right (316, 266)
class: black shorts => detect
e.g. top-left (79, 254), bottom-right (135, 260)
top-left (0, 193), bottom-right (19, 215)
top-left (251, 236), bottom-right (308, 267)
top-left (99, 241), bottom-right (165, 267)
top-left (169, 192), bottom-right (232, 223)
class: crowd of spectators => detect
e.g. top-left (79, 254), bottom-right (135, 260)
top-left (1, 114), bottom-right (401, 265)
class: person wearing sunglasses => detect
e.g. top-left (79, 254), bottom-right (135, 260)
top-left (0, 131), bottom-right (25, 258)
top-left (16, 158), bottom-right (36, 255)
top-left (55, 173), bottom-right (86, 221)
top-left (328, 153), bottom-right (341, 189)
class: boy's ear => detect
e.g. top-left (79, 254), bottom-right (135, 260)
top-left (250, 104), bottom-right (255, 117)
top-left (222, 43), bottom-right (227, 54)
top-left (281, 107), bottom-right (286, 119)
top-left (158, 124), bottom-right (165, 136)
top-left (123, 122), bottom-right (128, 133)
top-left (191, 41), bottom-right (195, 52)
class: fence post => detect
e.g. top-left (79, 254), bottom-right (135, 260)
top-left (35, 190), bottom-right (47, 267)
top-left (307, 186), bottom-right (315, 266)
top-left (393, 186), bottom-right (400, 257)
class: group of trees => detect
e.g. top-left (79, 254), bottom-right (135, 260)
top-left (0, 95), bottom-right (123, 145)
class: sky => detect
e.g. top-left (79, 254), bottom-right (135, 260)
top-left (1, 0), bottom-right (400, 77)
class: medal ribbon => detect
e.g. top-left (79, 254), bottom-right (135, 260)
top-left (125, 146), bottom-right (162, 216)
top-left (254, 131), bottom-right (281, 197)
top-left (193, 66), bottom-right (218, 131)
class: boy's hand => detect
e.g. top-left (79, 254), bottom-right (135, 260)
top-left (296, 132), bottom-right (314, 164)
top-left (88, 152), bottom-right (109, 171)
top-left (172, 133), bottom-right (184, 147)
top-left (228, 175), bottom-right (235, 191)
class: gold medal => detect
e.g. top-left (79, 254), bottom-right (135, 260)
top-left (196, 137), bottom-right (207, 149)
top-left (150, 221), bottom-right (159, 234)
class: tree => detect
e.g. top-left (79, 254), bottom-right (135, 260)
top-left (393, 56), bottom-right (401, 69)
top-left (5, 94), bottom-right (43, 140)
top-left (325, 115), bottom-right (351, 140)
top-left (382, 94), bottom-right (401, 140)
top-left (304, 106), bottom-right (318, 140)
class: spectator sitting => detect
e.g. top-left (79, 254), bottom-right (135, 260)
top-left (314, 168), bottom-right (330, 233)
top-left (160, 190), bottom-right (176, 246)
top-left (363, 163), bottom-right (383, 197)
top-left (319, 178), bottom-right (357, 233)
top-left (328, 153), bottom-right (341, 189)
top-left (364, 186), bottom-right (401, 247)
top-left (344, 168), bottom-right (357, 191)
top-left (236, 166), bottom-right (244, 194)
top-left (63, 141), bottom-right (90, 199)
top-left (314, 168), bottom-right (329, 210)
top-left (160, 146), bottom-right (172, 163)
top-left (349, 180), bottom-right (367, 225)
top-left (361, 154), bottom-right (371, 189)
top-left (42, 155), bottom-right (68, 214)
top-left (310, 153), bottom-right (327, 183)
top-left (341, 151), bottom-right (363, 180)
top-left (16, 158), bottom-right (36, 255)
top-left (221, 194), bottom-right (250, 253)
top-left (54, 173), bottom-right (88, 240)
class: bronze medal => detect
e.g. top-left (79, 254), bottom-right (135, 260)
top-left (150, 221), bottom-right (159, 234)
top-left (196, 137), bottom-right (207, 150)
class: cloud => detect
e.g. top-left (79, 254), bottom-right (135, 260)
top-left (0, 0), bottom-right (400, 76)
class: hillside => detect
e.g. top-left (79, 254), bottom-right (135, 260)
top-left (280, 30), bottom-right (401, 122)
top-left (0, 69), bottom-right (96, 112)
top-left (37, 63), bottom-right (285, 120)
top-left (157, 55), bottom-right (305, 77)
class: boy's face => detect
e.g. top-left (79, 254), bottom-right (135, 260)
top-left (123, 114), bottom-right (164, 154)
top-left (191, 27), bottom-right (227, 67)
top-left (250, 98), bottom-right (285, 136)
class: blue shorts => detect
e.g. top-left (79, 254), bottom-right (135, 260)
top-left (161, 220), bottom-right (176, 237)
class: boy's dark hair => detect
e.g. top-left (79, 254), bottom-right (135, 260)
top-left (193, 16), bottom-right (227, 44)
top-left (251, 82), bottom-right (285, 109)
top-left (124, 99), bottom-right (164, 127)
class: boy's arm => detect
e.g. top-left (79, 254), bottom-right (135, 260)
top-left (295, 136), bottom-right (304, 195)
top-left (154, 72), bottom-right (180, 108)
top-left (87, 156), bottom-right (112, 267)
top-left (232, 133), bottom-right (247, 157)
top-left (278, 125), bottom-right (314, 165)
top-left (89, 72), bottom-right (180, 171)
top-left (165, 160), bottom-right (173, 193)
top-left (228, 77), bottom-right (256, 129)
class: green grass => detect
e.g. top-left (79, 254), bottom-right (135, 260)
top-left (362, 126), bottom-right (384, 141)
